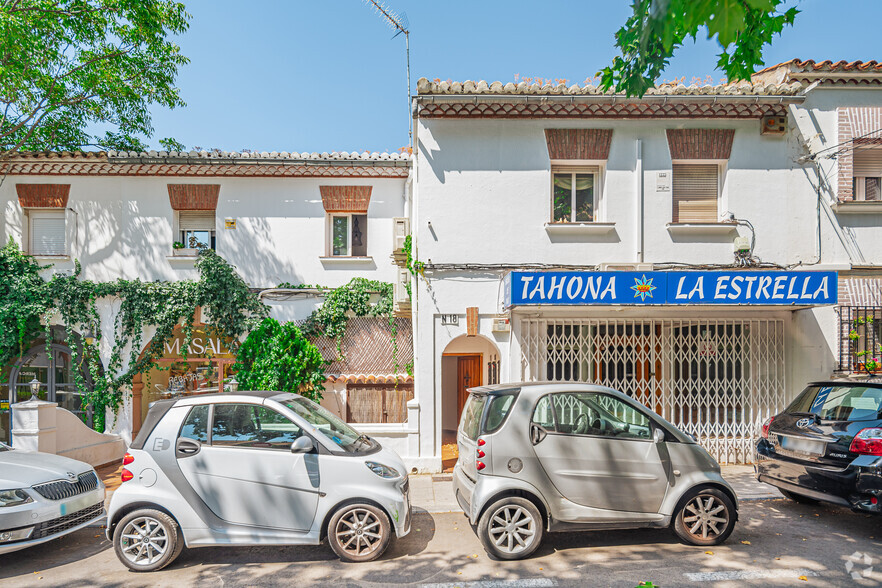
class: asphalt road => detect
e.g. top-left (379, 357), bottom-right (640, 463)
top-left (1, 498), bottom-right (880, 588)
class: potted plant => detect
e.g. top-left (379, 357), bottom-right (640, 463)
top-left (173, 240), bottom-right (198, 257)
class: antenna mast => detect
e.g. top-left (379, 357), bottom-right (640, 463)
top-left (364, 0), bottom-right (411, 148)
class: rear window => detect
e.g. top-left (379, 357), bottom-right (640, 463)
top-left (460, 394), bottom-right (487, 441)
top-left (483, 393), bottom-right (517, 434)
top-left (787, 385), bottom-right (882, 421)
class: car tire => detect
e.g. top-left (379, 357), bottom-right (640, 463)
top-left (113, 508), bottom-right (184, 572)
top-left (477, 496), bottom-right (544, 560)
top-left (327, 503), bottom-right (392, 563)
top-left (779, 489), bottom-right (819, 504)
top-left (672, 488), bottom-right (736, 547)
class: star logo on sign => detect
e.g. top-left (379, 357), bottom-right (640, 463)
top-left (630, 275), bottom-right (657, 301)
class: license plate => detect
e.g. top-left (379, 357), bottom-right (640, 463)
top-left (778, 435), bottom-right (825, 456)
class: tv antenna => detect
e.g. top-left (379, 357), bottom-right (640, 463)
top-left (364, 0), bottom-right (411, 148)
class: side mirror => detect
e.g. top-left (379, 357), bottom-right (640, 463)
top-left (291, 436), bottom-right (314, 454)
top-left (652, 427), bottom-right (665, 444)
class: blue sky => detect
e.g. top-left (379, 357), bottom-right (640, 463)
top-left (147, 0), bottom-right (882, 154)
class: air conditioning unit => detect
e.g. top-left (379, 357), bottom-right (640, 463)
top-left (598, 263), bottom-right (654, 272)
top-left (491, 317), bottom-right (511, 333)
top-left (393, 267), bottom-right (411, 313)
top-left (392, 217), bottom-right (409, 251)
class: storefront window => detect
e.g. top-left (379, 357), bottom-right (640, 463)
top-left (138, 326), bottom-right (237, 430)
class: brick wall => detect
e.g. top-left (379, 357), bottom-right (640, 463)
top-left (15, 184), bottom-right (70, 208)
top-left (167, 184), bottom-right (220, 210)
top-left (665, 129), bottom-right (735, 160)
top-left (837, 107), bottom-right (882, 201)
top-left (319, 186), bottom-right (372, 212)
top-left (544, 129), bottom-right (613, 160)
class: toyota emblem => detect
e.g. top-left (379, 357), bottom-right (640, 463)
top-left (796, 418), bottom-right (812, 429)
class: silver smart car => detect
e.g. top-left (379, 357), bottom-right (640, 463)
top-left (107, 391), bottom-right (411, 571)
top-left (453, 382), bottom-right (738, 560)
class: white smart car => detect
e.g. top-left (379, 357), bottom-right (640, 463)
top-left (106, 391), bottom-right (411, 571)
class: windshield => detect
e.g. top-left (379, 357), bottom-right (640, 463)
top-left (787, 385), bottom-right (882, 421)
top-left (284, 397), bottom-right (365, 452)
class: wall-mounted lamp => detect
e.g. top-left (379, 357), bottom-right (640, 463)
top-left (83, 327), bottom-right (96, 346)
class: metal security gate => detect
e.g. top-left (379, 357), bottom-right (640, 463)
top-left (520, 318), bottom-right (785, 464)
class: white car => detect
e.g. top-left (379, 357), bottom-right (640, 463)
top-left (0, 442), bottom-right (106, 555)
top-left (107, 391), bottom-right (411, 571)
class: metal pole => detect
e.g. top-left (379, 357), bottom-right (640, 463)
top-left (406, 31), bottom-right (412, 148)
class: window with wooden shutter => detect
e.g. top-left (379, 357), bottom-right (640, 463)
top-left (853, 148), bottom-right (882, 201)
top-left (179, 211), bottom-right (216, 249)
top-left (346, 384), bottom-right (414, 423)
top-left (672, 163), bottom-right (720, 223)
top-left (29, 210), bottom-right (66, 255)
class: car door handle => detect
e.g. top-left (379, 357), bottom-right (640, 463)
top-left (530, 423), bottom-right (548, 445)
top-left (176, 437), bottom-right (202, 458)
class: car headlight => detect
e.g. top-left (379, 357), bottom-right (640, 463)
top-left (365, 461), bottom-right (400, 479)
top-left (0, 489), bottom-right (33, 508)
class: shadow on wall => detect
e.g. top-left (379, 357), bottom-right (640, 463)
top-left (217, 215), bottom-right (304, 288)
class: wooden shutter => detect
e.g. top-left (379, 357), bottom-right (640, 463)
top-left (854, 149), bottom-right (882, 177)
top-left (672, 164), bottom-right (719, 223)
top-left (179, 211), bottom-right (215, 231)
top-left (29, 211), bottom-right (66, 255)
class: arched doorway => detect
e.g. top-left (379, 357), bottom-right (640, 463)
top-left (440, 334), bottom-right (501, 471)
top-left (3, 327), bottom-right (93, 443)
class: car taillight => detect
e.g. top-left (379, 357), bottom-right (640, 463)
top-left (476, 461), bottom-right (486, 471)
top-left (761, 416), bottom-right (775, 439)
top-left (122, 453), bottom-right (134, 465)
top-left (476, 437), bottom-right (486, 472)
top-left (477, 449), bottom-right (485, 458)
top-left (477, 438), bottom-right (486, 446)
top-left (121, 468), bottom-right (134, 482)
top-left (850, 427), bottom-right (882, 456)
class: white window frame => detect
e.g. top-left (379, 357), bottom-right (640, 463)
top-left (27, 209), bottom-right (67, 256)
top-left (326, 213), bottom-right (368, 257)
top-left (671, 160), bottom-right (725, 224)
top-left (853, 148), bottom-right (882, 202)
top-left (550, 161), bottom-right (604, 223)
top-left (175, 211), bottom-right (216, 251)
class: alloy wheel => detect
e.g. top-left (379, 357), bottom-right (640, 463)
top-left (119, 516), bottom-right (169, 566)
top-left (682, 495), bottom-right (729, 540)
top-left (334, 508), bottom-right (384, 558)
top-left (487, 504), bottom-right (536, 555)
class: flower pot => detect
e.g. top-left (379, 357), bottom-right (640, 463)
top-left (173, 248), bottom-right (198, 257)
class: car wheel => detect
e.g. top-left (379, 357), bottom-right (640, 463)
top-left (672, 488), bottom-right (736, 547)
top-left (779, 489), bottom-right (819, 504)
top-left (113, 508), bottom-right (184, 572)
top-left (477, 497), bottom-right (543, 560)
top-left (327, 503), bottom-right (392, 563)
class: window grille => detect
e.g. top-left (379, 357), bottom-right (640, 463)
top-left (838, 306), bottom-right (882, 373)
top-left (520, 318), bottom-right (785, 464)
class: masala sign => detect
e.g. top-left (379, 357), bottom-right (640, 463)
top-left (506, 271), bottom-right (837, 306)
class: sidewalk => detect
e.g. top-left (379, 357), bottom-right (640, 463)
top-left (409, 465), bottom-right (782, 514)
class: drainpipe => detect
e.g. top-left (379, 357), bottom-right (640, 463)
top-left (636, 139), bottom-right (644, 263)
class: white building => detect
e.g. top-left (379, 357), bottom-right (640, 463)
top-left (0, 150), bottom-right (416, 463)
top-left (408, 60), bottom-right (882, 469)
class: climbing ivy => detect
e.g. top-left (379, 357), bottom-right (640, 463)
top-left (0, 242), bottom-right (268, 431)
top-left (300, 278), bottom-right (393, 340)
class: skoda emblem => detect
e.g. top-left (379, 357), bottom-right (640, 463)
top-left (66, 471), bottom-right (77, 482)
top-left (796, 418), bottom-right (812, 429)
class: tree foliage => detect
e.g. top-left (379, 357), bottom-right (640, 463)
top-left (599, 0), bottom-right (799, 97)
top-left (234, 318), bottom-right (327, 401)
top-left (0, 0), bottom-right (190, 159)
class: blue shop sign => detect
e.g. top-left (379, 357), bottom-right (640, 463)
top-left (507, 271), bottom-right (837, 306)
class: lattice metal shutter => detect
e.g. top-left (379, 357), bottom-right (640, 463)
top-left (520, 318), bottom-right (785, 464)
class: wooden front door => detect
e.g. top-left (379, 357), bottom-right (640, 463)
top-left (456, 355), bottom-right (483, 421)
